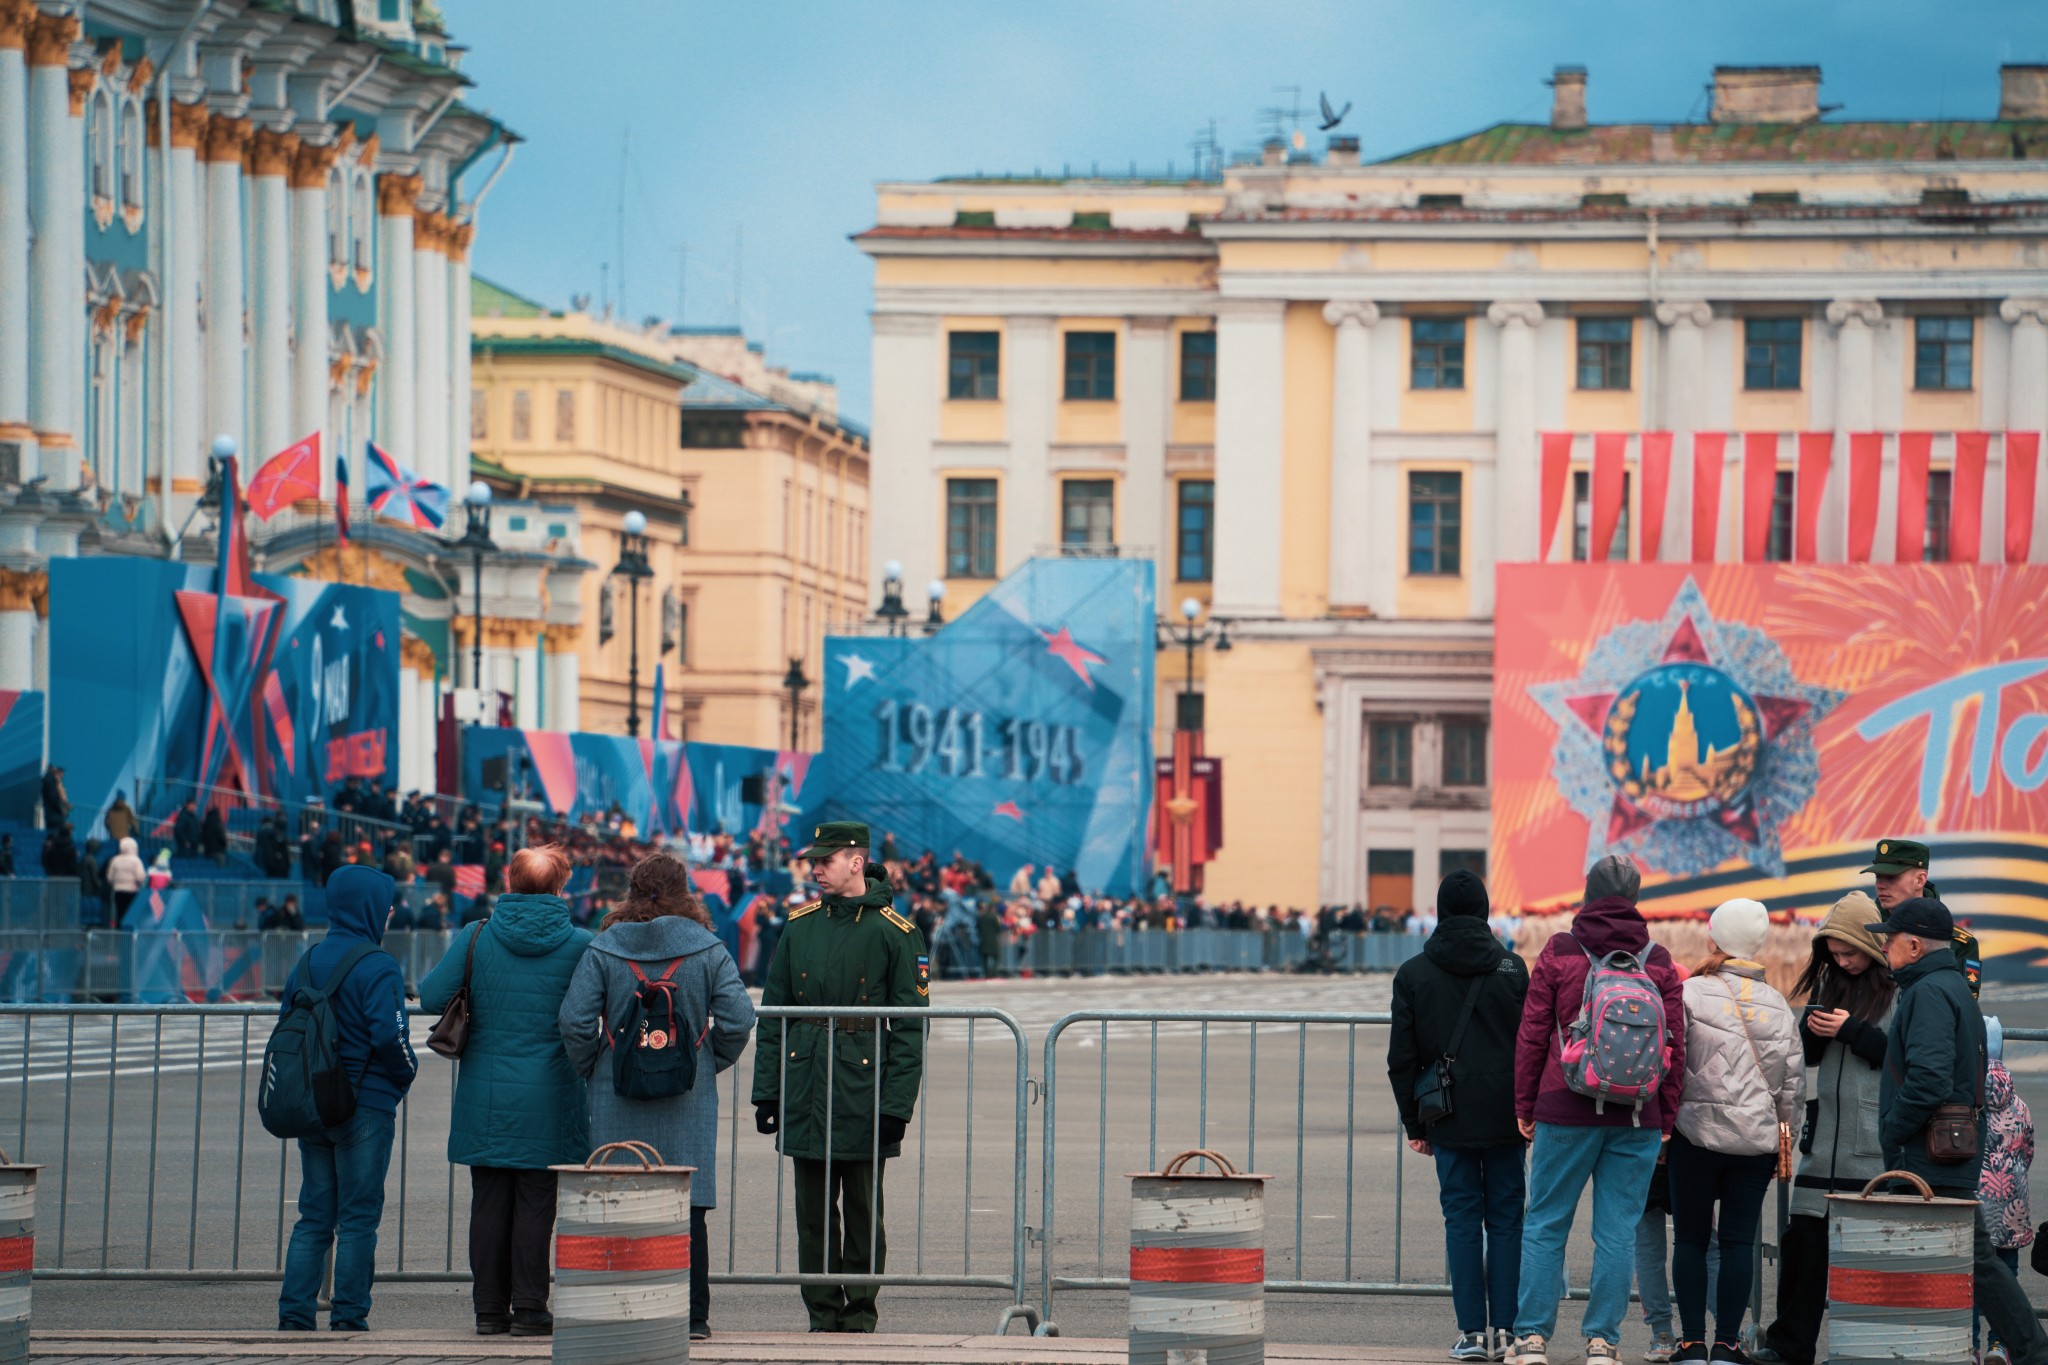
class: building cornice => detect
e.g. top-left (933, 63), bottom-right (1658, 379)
top-left (854, 232), bottom-right (1216, 260)
top-left (1220, 269), bottom-right (2048, 304)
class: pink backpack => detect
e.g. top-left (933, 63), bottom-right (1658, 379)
top-left (1556, 935), bottom-right (1670, 1126)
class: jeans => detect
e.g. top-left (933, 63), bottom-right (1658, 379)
top-left (469, 1167), bottom-right (556, 1314)
top-left (1667, 1132), bottom-right (1774, 1346)
top-left (278, 1106), bottom-right (397, 1330)
top-left (1435, 1145), bottom-right (1526, 1334)
top-left (1978, 1246), bottom-right (2021, 1351)
top-left (1514, 1122), bottom-right (1662, 1345)
top-left (1636, 1207), bottom-right (1719, 1337)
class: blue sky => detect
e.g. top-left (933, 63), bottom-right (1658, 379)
top-left (451, 0), bottom-right (2048, 426)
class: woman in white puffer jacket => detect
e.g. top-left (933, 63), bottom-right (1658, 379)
top-left (1668, 899), bottom-right (1804, 1365)
top-left (104, 836), bottom-right (146, 923)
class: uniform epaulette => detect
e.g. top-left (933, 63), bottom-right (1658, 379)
top-left (880, 907), bottom-right (916, 933)
top-left (788, 901), bottom-right (821, 920)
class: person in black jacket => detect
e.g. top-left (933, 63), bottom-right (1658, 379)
top-left (1388, 869), bottom-right (1531, 1362)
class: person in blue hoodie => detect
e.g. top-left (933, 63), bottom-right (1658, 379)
top-left (277, 864), bottom-right (418, 1333)
top-left (421, 844), bottom-right (593, 1337)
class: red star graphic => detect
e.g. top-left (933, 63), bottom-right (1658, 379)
top-left (1040, 626), bottom-right (1106, 688)
top-left (374, 629), bottom-right (386, 651)
top-left (993, 801), bottom-right (1025, 822)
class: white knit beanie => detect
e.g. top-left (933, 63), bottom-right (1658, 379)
top-left (1709, 897), bottom-right (1771, 961)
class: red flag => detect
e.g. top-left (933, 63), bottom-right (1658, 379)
top-left (1951, 431), bottom-right (1989, 563)
top-left (1638, 432), bottom-right (1672, 562)
top-left (1691, 432), bottom-right (1727, 562)
top-left (334, 454), bottom-right (351, 543)
top-left (1847, 433), bottom-right (1883, 563)
top-left (1538, 432), bottom-right (1573, 562)
top-left (1794, 432), bottom-right (1832, 563)
top-left (1590, 433), bottom-right (1627, 562)
top-left (1896, 432), bottom-right (1932, 563)
top-left (1742, 432), bottom-right (1779, 562)
top-left (244, 434), bottom-right (322, 519)
top-left (2007, 431), bottom-right (2040, 564)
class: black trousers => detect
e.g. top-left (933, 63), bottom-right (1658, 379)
top-left (1762, 1212), bottom-right (1827, 1363)
top-left (792, 1157), bottom-right (886, 1332)
top-left (690, 1205), bottom-right (709, 1328)
top-left (469, 1167), bottom-right (556, 1314)
top-left (1667, 1132), bottom-right (1775, 1346)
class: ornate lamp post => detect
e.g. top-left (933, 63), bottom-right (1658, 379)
top-left (450, 480), bottom-right (496, 698)
top-left (613, 509), bottom-right (655, 737)
top-left (922, 579), bottom-right (946, 635)
top-left (782, 656), bottom-right (810, 751)
top-left (1156, 598), bottom-right (1231, 894)
top-left (1158, 596), bottom-right (1231, 732)
top-left (875, 559), bottom-right (909, 636)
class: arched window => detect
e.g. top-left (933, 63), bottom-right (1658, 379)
top-left (87, 90), bottom-right (115, 226)
top-left (118, 97), bottom-right (145, 226)
top-left (350, 167), bottom-right (374, 286)
top-left (326, 165), bottom-right (347, 274)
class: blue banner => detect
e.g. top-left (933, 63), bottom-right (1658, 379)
top-left (0, 690), bottom-right (41, 824)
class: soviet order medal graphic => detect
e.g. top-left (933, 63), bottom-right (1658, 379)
top-left (1531, 578), bottom-right (1844, 878)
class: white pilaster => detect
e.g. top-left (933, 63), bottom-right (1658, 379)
top-left (1324, 301), bottom-right (1380, 610)
top-left (418, 672), bottom-right (441, 786)
top-left (2003, 297), bottom-right (2048, 563)
top-left (447, 224), bottom-right (473, 490)
top-left (1124, 316), bottom-right (1171, 570)
top-left (0, 34), bottom-right (29, 443)
top-left (288, 142), bottom-right (332, 492)
top-left (248, 132), bottom-right (294, 464)
top-left (1002, 314), bottom-right (1054, 573)
top-left (167, 115), bottom-right (203, 501)
top-left (512, 640), bottom-right (539, 728)
top-left (1826, 298), bottom-right (1881, 563)
top-left (203, 120), bottom-right (248, 466)
top-left (413, 224), bottom-right (448, 488)
top-left (25, 42), bottom-right (77, 474)
top-left (376, 175), bottom-right (418, 472)
top-left (0, 608), bottom-right (32, 691)
top-left (1657, 302), bottom-right (1711, 564)
top-left (1488, 301), bottom-right (1544, 565)
top-left (545, 647), bottom-right (579, 733)
top-left (868, 312), bottom-right (939, 586)
top-left (398, 665), bottom-right (421, 791)
top-left (1212, 298), bottom-right (1286, 617)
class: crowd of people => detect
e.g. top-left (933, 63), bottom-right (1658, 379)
top-left (1387, 839), bottom-right (2039, 1365)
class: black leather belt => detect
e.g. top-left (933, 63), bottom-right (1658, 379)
top-left (795, 1016), bottom-right (878, 1033)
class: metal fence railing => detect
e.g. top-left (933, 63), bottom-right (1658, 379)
top-left (0, 929), bottom-right (463, 1003)
top-left (943, 928), bottom-right (1427, 979)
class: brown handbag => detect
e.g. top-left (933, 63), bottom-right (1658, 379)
top-left (1926, 1103), bottom-right (1980, 1165)
top-left (425, 926), bottom-right (479, 1059)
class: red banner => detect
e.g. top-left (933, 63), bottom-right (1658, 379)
top-left (1896, 432), bottom-right (1932, 563)
top-left (1846, 433), bottom-right (1883, 564)
top-left (1794, 432), bottom-right (1832, 563)
top-left (1639, 432), bottom-right (1673, 562)
top-left (1539, 432), bottom-right (1574, 562)
top-left (1952, 431), bottom-right (1990, 563)
top-left (1590, 434), bottom-right (1627, 562)
top-left (1691, 433), bottom-right (1726, 562)
top-left (1742, 432), bottom-right (1779, 562)
top-left (2010, 432), bottom-right (2041, 564)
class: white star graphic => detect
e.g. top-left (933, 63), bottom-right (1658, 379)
top-left (841, 653), bottom-right (876, 688)
top-left (330, 605), bottom-right (349, 631)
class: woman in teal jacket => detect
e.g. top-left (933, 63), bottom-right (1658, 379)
top-left (420, 845), bottom-right (593, 1338)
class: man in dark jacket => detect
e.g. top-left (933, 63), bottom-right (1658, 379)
top-left (1870, 899), bottom-right (2048, 1365)
top-left (276, 865), bottom-right (417, 1333)
top-left (172, 801), bottom-right (201, 857)
top-left (1388, 870), bottom-right (1529, 1361)
top-left (39, 765), bottom-right (66, 831)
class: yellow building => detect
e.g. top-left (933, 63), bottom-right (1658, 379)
top-left (471, 280), bottom-right (870, 746)
top-left (860, 62), bottom-right (2048, 909)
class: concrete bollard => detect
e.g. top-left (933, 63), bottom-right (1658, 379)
top-left (551, 1141), bottom-right (695, 1365)
top-left (0, 1152), bottom-right (37, 1365)
top-left (1827, 1170), bottom-right (1976, 1365)
top-left (1129, 1148), bottom-right (1266, 1365)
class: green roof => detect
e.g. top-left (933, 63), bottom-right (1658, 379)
top-left (1381, 120), bottom-right (2048, 166)
top-left (472, 276), bottom-right (549, 319)
top-left (469, 333), bottom-right (698, 386)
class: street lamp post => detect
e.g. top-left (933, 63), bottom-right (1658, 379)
top-left (875, 559), bottom-right (908, 636)
top-left (1156, 598), bottom-right (1231, 895)
top-left (613, 509), bottom-right (655, 737)
top-left (450, 481), bottom-right (496, 702)
top-left (1157, 597), bottom-right (1231, 731)
top-left (782, 656), bottom-right (810, 751)
top-left (923, 579), bottom-right (946, 634)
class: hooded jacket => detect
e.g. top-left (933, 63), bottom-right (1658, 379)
top-left (1879, 947), bottom-right (1988, 1191)
top-left (1514, 894), bottom-right (1687, 1133)
top-left (1388, 909), bottom-right (1528, 1148)
top-left (1789, 895), bottom-right (1894, 1218)
top-left (1981, 1060), bottom-right (2034, 1249)
top-left (420, 892), bottom-right (593, 1169)
top-left (1675, 961), bottom-right (1804, 1155)
top-left (558, 915), bottom-right (757, 1205)
top-left (105, 838), bottom-right (145, 895)
top-left (278, 865), bottom-right (416, 1115)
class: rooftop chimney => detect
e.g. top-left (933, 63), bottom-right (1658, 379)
top-left (1260, 137), bottom-right (1286, 167)
top-left (1550, 65), bottom-right (1587, 131)
top-left (1326, 134), bottom-right (1361, 167)
top-left (1711, 65), bottom-right (1822, 124)
top-left (2001, 64), bottom-right (2048, 120)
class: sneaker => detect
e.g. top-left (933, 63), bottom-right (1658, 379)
top-left (1711, 1344), bottom-right (1749, 1365)
top-left (1588, 1339), bottom-right (1621, 1365)
top-left (1492, 1329), bottom-right (1514, 1362)
top-left (1453, 1333), bottom-right (1493, 1362)
top-left (509, 1308), bottom-right (553, 1338)
top-left (1509, 1334), bottom-right (1550, 1365)
top-left (476, 1312), bottom-right (510, 1336)
top-left (1673, 1342), bottom-right (1710, 1364)
top-left (1645, 1333), bottom-right (1678, 1363)
top-left (690, 1322), bottom-right (712, 1342)
top-left (1986, 1348), bottom-right (2010, 1365)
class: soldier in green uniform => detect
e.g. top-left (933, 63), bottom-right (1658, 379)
top-left (751, 821), bottom-right (928, 1333)
top-left (1864, 838), bottom-right (1982, 996)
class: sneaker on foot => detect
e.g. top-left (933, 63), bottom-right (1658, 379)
top-left (1509, 1334), bottom-right (1549, 1365)
top-left (1492, 1329), bottom-right (1514, 1362)
top-left (1587, 1339), bottom-right (1621, 1365)
top-left (1452, 1332), bottom-right (1492, 1362)
top-left (1673, 1342), bottom-right (1710, 1364)
top-left (1711, 1344), bottom-right (1749, 1365)
top-left (690, 1322), bottom-right (712, 1342)
top-left (1645, 1334), bottom-right (1678, 1364)
top-left (1985, 1348), bottom-right (2009, 1365)
top-left (475, 1312), bottom-right (510, 1336)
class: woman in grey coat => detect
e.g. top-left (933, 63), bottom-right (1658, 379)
top-left (558, 853), bottom-right (757, 1340)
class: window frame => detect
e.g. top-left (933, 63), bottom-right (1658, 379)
top-left (1765, 469), bottom-right (1795, 563)
top-left (1575, 317), bottom-right (1633, 391)
top-left (1368, 720), bottom-right (1414, 788)
top-left (1175, 478), bottom-right (1214, 583)
top-left (1913, 316), bottom-right (1974, 392)
top-left (1407, 470), bottom-right (1463, 577)
top-left (1925, 467), bottom-right (1954, 563)
top-left (1060, 478), bottom-right (1116, 549)
top-left (1442, 718), bottom-right (1488, 788)
top-left (947, 330), bottom-right (1001, 401)
top-left (945, 477), bottom-right (998, 579)
top-left (1178, 330), bottom-right (1217, 402)
top-left (1570, 468), bottom-right (1633, 562)
top-left (1743, 317), bottom-right (1803, 391)
top-left (1062, 330), bottom-right (1118, 401)
top-left (1410, 317), bottom-right (1467, 391)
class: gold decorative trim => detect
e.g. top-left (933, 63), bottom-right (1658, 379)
top-left (0, 0), bottom-right (34, 53)
top-left (0, 568), bottom-right (48, 616)
top-left (299, 543), bottom-right (414, 595)
top-left (398, 635), bottom-right (438, 676)
top-left (288, 136), bottom-right (345, 190)
top-left (376, 172), bottom-right (423, 218)
top-left (247, 128), bottom-right (299, 179)
top-left (65, 65), bottom-right (95, 117)
top-left (450, 616), bottom-right (546, 651)
top-left (167, 100), bottom-right (208, 150)
top-left (24, 11), bottom-right (76, 67)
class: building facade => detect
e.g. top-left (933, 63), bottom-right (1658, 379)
top-left (860, 62), bottom-right (2048, 908)
top-left (471, 282), bottom-right (870, 748)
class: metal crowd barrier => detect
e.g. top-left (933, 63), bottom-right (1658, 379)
top-left (0, 929), bottom-right (463, 1002)
top-left (958, 928), bottom-right (1424, 979)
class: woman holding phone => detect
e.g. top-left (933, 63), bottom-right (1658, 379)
top-left (1750, 891), bottom-right (1896, 1365)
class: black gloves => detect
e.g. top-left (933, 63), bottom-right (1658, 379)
top-left (754, 1101), bottom-right (779, 1135)
top-left (877, 1114), bottom-right (908, 1148)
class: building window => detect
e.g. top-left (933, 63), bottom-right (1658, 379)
top-left (350, 168), bottom-right (374, 283)
top-left (1408, 471), bottom-right (1462, 576)
top-left (119, 98), bottom-right (144, 223)
top-left (1576, 318), bottom-right (1632, 390)
top-left (470, 387), bottom-right (487, 440)
top-left (1176, 479), bottom-right (1214, 582)
top-left (1926, 468), bottom-right (1953, 563)
top-left (1366, 849), bottom-right (1416, 914)
top-left (327, 167), bottom-right (347, 270)
top-left (1571, 470), bottom-right (1632, 561)
top-left (87, 92), bottom-right (114, 207)
top-left (946, 477), bottom-right (997, 577)
top-left (1410, 318), bottom-right (1466, 390)
top-left (948, 331), bottom-right (1000, 399)
top-left (1766, 469), bottom-right (1794, 562)
top-left (1443, 718), bottom-right (1488, 787)
top-left (1061, 479), bottom-right (1115, 549)
top-left (1440, 849), bottom-right (1488, 881)
top-left (554, 390), bottom-right (575, 443)
top-left (1179, 330), bottom-right (1217, 401)
top-left (510, 390), bottom-right (531, 442)
top-left (1743, 318), bottom-right (1802, 390)
top-left (1369, 721), bottom-right (1413, 787)
top-left (1063, 331), bottom-right (1117, 400)
top-left (1914, 316), bottom-right (1973, 391)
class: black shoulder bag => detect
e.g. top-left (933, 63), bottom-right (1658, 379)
top-left (1414, 974), bottom-right (1486, 1128)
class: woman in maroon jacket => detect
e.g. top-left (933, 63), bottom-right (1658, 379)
top-left (1507, 855), bottom-right (1687, 1365)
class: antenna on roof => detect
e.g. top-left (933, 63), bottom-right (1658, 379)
top-left (1189, 119), bottom-right (1221, 180)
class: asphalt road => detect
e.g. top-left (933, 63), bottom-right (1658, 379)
top-left (22, 972), bottom-right (2048, 1352)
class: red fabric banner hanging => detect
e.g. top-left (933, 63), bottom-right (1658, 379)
top-left (1638, 432), bottom-right (1672, 562)
top-left (1846, 433), bottom-right (1883, 563)
top-left (2008, 431), bottom-right (2041, 564)
top-left (1896, 431), bottom-right (1932, 563)
top-left (1590, 433), bottom-right (1628, 562)
top-left (1538, 432), bottom-right (1574, 562)
top-left (1950, 431), bottom-right (1989, 563)
top-left (1742, 432), bottom-right (1780, 562)
top-left (1794, 432), bottom-right (1832, 562)
top-left (1691, 432), bottom-right (1726, 562)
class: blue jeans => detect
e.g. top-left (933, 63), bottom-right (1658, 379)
top-left (1636, 1207), bottom-right (1719, 1336)
top-left (278, 1107), bottom-right (396, 1330)
top-left (1435, 1145), bottom-right (1526, 1333)
top-left (1514, 1122), bottom-right (1663, 1344)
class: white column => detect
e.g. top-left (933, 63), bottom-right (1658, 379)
top-left (167, 105), bottom-right (204, 501)
top-left (1212, 298), bottom-right (1285, 617)
top-left (247, 130), bottom-right (295, 464)
top-left (1657, 302), bottom-right (1711, 563)
top-left (418, 672), bottom-right (441, 784)
top-left (202, 117), bottom-right (248, 465)
top-left (1826, 298), bottom-right (1881, 563)
top-left (289, 141), bottom-right (336, 494)
top-left (1002, 314), bottom-right (1054, 574)
top-left (412, 214), bottom-right (448, 488)
top-left (0, 570), bottom-right (36, 692)
top-left (2003, 298), bottom-right (2048, 563)
top-left (1488, 301), bottom-right (1545, 565)
top-left (25, 24), bottom-right (78, 474)
top-left (1324, 300), bottom-right (1380, 609)
top-left (397, 664), bottom-right (422, 790)
top-left (0, 20), bottom-right (30, 445)
top-left (1123, 316), bottom-right (1171, 568)
top-left (867, 312), bottom-right (939, 586)
top-left (448, 222), bottom-right (473, 489)
top-left (512, 637), bottom-right (539, 728)
top-left (376, 174), bottom-right (419, 471)
top-left (545, 645), bottom-right (579, 732)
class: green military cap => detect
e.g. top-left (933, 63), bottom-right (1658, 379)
top-left (1864, 838), bottom-right (1931, 876)
top-left (800, 820), bottom-right (870, 861)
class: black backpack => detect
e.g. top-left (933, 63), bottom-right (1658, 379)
top-left (610, 958), bottom-right (702, 1101)
top-left (259, 942), bottom-right (378, 1139)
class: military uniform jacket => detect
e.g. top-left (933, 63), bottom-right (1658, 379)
top-left (751, 876), bottom-right (928, 1161)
